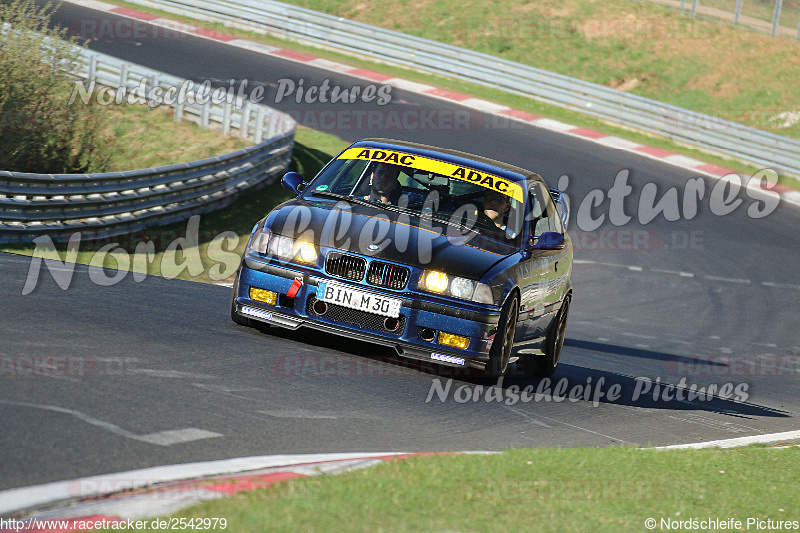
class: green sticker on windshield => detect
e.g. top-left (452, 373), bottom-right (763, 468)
top-left (315, 185), bottom-right (329, 191)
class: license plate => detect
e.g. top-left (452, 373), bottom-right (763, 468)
top-left (317, 281), bottom-right (401, 318)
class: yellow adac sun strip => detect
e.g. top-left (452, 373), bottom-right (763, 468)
top-left (337, 148), bottom-right (524, 203)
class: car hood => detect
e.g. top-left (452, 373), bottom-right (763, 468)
top-left (266, 198), bottom-right (517, 280)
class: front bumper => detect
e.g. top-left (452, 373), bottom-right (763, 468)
top-left (234, 254), bottom-right (501, 370)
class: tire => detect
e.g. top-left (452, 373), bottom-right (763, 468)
top-left (230, 271), bottom-right (254, 328)
top-left (482, 293), bottom-right (519, 379)
top-left (532, 296), bottom-right (570, 378)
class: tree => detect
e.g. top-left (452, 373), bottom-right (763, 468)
top-left (0, 0), bottom-right (111, 173)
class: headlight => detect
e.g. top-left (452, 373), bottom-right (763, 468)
top-left (418, 270), bottom-right (493, 303)
top-left (266, 234), bottom-right (318, 265)
top-left (273, 235), bottom-right (293, 259)
top-left (420, 270), bottom-right (449, 293)
top-left (294, 240), bottom-right (318, 264)
top-left (247, 225), bottom-right (270, 254)
top-left (471, 283), bottom-right (494, 304)
top-left (449, 277), bottom-right (475, 299)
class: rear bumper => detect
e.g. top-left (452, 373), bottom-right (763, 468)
top-left (234, 256), bottom-right (502, 370)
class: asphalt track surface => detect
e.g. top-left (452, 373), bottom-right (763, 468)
top-left (1, 1), bottom-right (799, 490)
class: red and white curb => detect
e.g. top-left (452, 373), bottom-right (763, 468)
top-left (0, 452), bottom-right (478, 531)
top-left (65, 0), bottom-right (800, 208)
top-left (2, 437), bottom-right (797, 530)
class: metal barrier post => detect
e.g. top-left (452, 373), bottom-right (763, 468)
top-left (201, 101), bottom-right (210, 128)
top-left (119, 63), bottom-right (129, 91)
top-left (796, 11), bottom-right (800, 39)
top-left (174, 100), bottom-right (183, 122)
top-left (222, 100), bottom-right (232, 135)
top-left (86, 54), bottom-right (97, 90)
top-left (772, 0), bottom-right (784, 36)
top-left (255, 106), bottom-right (265, 144)
top-left (240, 100), bottom-right (252, 140)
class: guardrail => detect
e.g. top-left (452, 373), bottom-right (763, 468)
top-left (0, 46), bottom-right (296, 243)
top-left (671, 0), bottom-right (800, 39)
top-left (122, 0), bottom-right (800, 178)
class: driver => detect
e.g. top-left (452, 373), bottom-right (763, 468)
top-left (365, 162), bottom-right (403, 205)
top-left (480, 190), bottom-right (510, 230)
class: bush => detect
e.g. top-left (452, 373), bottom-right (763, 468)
top-left (0, 0), bottom-right (111, 173)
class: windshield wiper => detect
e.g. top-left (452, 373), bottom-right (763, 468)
top-left (310, 189), bottom-right (417, 216)
top-left (310, 190), bottom-right (477, 234)
top-left (418, 210), bottom-right (478, 234)
top-left (309, 189), bottom-right (375, 207)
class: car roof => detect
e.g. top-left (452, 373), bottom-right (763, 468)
top-left (350, 138), bottom-right (544, 186)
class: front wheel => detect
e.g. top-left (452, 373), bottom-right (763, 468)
top-left (533, 296), bottom-right (570, 378)
top-left (482, 293), bottom-right (519, 379)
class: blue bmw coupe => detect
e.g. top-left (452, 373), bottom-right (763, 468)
top-left (231, 139), bottom-right (572, 378)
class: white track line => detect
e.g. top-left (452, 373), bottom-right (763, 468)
top-left (655, 429), bottom-right (800, 450)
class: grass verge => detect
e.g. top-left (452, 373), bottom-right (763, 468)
top-left (132, 446), bottom-right (799, 532)
top-left (99, 103), bottom-right (250, 171)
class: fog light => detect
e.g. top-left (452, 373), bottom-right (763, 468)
top-left (437, 331), bottom-right (470, 350)
top-left (249, 287), bottom-right (277, 305)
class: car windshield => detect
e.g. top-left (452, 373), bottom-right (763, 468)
top-left (304, 150), bottom-right (527, 245)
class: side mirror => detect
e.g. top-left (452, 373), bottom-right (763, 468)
top-left (530, 231), bottom-right (566, 251)
top-left (549, 187), bottom-right (569, 231)
top-left (282, 172), bottom-right (307, 196)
